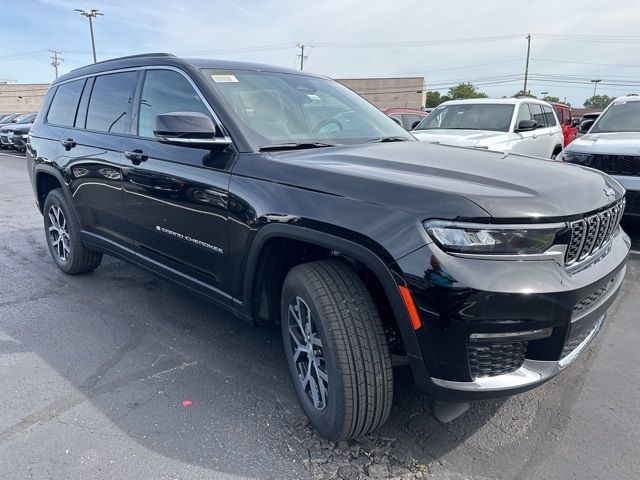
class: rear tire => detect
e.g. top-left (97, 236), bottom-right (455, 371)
top-left (43, 188), bottom-right (103, 274)
top-left (281, 260), bottom-right (393, 440)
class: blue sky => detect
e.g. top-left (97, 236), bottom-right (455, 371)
top-left (2, 0), bottom-right (639, 106)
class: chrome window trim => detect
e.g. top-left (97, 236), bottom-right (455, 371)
top-left (50, 65), bottom-right (233, 144)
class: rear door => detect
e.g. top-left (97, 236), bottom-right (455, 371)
top-left (121, 68), bottom-right (233, 296)
top-left (63, 71), bottom-right (138, 250)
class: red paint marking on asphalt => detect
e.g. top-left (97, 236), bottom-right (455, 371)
top-left (182, 400), bottom-right (193, 407)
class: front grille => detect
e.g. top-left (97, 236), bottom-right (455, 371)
top-left (626, 190), bottom-right (640, 215)
top-left (468, 341), bottom-right (527, 378)
top-left (573, 276), bottom-right (617, 316)
top-left (585, 154), bottom-right (640, 176)
top-left (565, 199), bottom-right (625, 265)
top-left (562, 328), bottom-right (592, 358)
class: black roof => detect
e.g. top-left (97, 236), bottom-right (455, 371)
top-left (54, 52), bottom-right (323, 85)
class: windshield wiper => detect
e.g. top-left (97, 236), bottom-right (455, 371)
top-left (364, 136), bottom-right (410, 143)
top-left (259, 142), bottom-right (335, 152)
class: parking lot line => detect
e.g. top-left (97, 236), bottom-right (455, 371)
top-left (0, 152), bottom-right (24, 159)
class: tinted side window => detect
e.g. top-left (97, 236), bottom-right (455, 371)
top-left (553, 106), bottom-right (564, 124)
top-left (515, 103), bottom-right (533, 125)
top-left (529, 104), bottom-right (545, 127)
top-left (46, 79), bottom-right (85, 126)
top-left (402, 114), bottom-right (422, 130)
top-left (542, 105), bottom-right (556, 126)
top-left (138, 69), bottom-right (211, 138)
top-left (86, 72), bottom-right (138, 134)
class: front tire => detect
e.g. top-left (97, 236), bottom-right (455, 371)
top-left (281, 260), bottom-right (393, 440)
top-left (43, 188), bottom-right (103, 274)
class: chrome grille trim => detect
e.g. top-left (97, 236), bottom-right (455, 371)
top-left (564, 199), bottom-right (625, 267)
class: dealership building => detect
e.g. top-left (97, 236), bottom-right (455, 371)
top-left (336, 77), bottom-right (426, 110)
top-left (0, 81), bottom-right (49, 115)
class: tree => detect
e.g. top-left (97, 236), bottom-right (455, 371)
top-left (447, 83), bottom-right (488, 100)
top-left (542, 95), bottom-right (560, 103)
top-left (584, 95), bottom-right (614, 109)
top-left (512, 90), bottom-right (537, 98)
top-left (425, 91), bottom-right (451, 108)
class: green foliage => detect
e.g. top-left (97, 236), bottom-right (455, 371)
top-left (425, 91), bottom-right (451, 108)
top-left (542, 95), bottom-right (561, 103)
top-left (512, 90), bottom-right (537, 98)
top-left (583, 95), bottom-right (614, 109)
top-left (448, 82), bottom-right (488, 100)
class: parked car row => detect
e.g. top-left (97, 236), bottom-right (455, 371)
top-left (0, 112), bottom-right (38, 152)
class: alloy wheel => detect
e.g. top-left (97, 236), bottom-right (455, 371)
top-left (287, 296), bottom-right (329, 410)
top-left (48, 205), bottom-right (70, 262)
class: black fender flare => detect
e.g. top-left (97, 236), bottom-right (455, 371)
top-left (240, 223), bottom-right (422, 358)
top-left (33, 163), bottom-right (80, 220)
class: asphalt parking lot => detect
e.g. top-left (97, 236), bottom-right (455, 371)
top-left (0, 149), bottom-right (639, 480)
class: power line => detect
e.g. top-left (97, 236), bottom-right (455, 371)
top-left (49, 50), bottom-right (62, 79)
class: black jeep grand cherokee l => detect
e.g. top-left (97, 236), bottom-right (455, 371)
top-left (27, 54), bottom-right (630, 440)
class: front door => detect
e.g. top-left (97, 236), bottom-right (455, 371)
top-left (511, 103), bottom-right (540, 157)
top-left (121, 68), bottom-right (233, 295)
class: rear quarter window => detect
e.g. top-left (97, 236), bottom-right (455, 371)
top-left (46, 79), bottom-right (86, 127)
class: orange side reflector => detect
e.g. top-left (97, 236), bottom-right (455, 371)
top-left (398, 286), bottom-right (422, 330)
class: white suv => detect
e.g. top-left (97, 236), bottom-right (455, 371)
top-left (412, 98), bottom-right (564, 159)
top-left (560, 94), bottom-right (640, 219)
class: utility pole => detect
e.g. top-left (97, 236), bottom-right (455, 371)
top-left (590, 79), bottom-right (602, 97)
top-left (49, 49), bottom-right (62, 79)
top-left (296, 43), bottom-right (308, 71)
top-left (523, 34), bottom-right (531, 95)
top-left (75, 9), bottom-right (103, 63)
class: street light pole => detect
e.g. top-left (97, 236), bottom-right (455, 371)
top-left (75, 9), bottom-right (103, 63)
top-left (590, 79), bottom-right (601, 97)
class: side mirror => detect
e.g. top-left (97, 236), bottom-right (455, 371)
top-left (515, 119), bottom-right (537, 132)
top-left (572, 118), bottom-right (581, 127)
top-left (579, 119), bottom-right (595, 134)
top-left (154, 111), bottom-right (231, 148)
top-left (411, 120), bottom-right (421, 130)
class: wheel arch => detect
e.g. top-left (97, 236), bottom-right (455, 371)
top-left (240, 223), bottom-right (422, 358)
top-left (34, 164), bottom-right (69, 213)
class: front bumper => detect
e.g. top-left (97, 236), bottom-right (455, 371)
top-left (0, 132), bottom-right (13, 146)
top-left (10, 133), bottom-right (27, 148)
top-left (395, 228), bottom-right (630, 402)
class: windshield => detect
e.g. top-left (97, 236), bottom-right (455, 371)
top-left (591, 100), bottom-right (640, 133)
top-left (203, 69), bottom-right (412, 151)
top-left (14, 113), bottom-right (35, 123)
top-left (414, 103), bottom-right (514, 132)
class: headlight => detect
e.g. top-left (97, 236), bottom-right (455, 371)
top-left (423, 221), bottom-right (563, 255)
top-left (562, 151), bottom-right (591, 165)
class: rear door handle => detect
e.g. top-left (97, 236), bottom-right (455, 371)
top-left (124, 149), bottom-right (149, 165)
top-left (60, 138), bottom-right (76, 150)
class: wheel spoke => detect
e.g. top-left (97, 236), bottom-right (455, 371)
top-left (288, 325), bottom-right (305, 348)
top-left (292, 345), bottom-right (306, 363)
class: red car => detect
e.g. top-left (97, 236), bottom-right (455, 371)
top-left (382, 108), bottom-right (428, 131)
top-left (550, 102), bottom-right (577, 147)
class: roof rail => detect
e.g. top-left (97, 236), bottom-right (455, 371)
top-left (93, 52), bottom-right (176, 65)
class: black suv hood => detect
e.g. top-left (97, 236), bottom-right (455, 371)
top-left (269, 142), bottom-right (624, 221)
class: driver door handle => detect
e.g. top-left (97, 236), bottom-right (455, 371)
top-left (124, 149), bottom-right (149, 165)
top-left (60, 138), bottom-right (76, 150)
